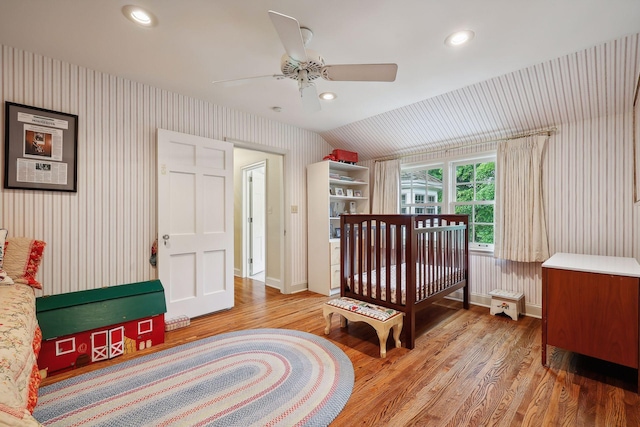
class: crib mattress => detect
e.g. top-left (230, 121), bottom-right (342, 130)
top-left (348, 263), bottom-right (460, 305)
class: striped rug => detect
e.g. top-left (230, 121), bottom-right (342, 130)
top-left (33, 329), bottom-right (354, 426)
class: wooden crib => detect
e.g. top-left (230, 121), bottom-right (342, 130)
top-left (340, 214), bottom-right (469, 349)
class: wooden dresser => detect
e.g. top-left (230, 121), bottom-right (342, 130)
top-left (542, 252), bottom-right (640, 389)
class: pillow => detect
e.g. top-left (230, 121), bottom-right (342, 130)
top-left (0, 228), bottom-right (7, 267)
top-left (3, 238), bottom-right (46, 289)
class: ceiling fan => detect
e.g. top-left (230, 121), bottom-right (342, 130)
top-left (213, 10), bottom-right (398, 112)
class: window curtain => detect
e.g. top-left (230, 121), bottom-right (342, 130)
top-left (494, 135), bottom-right (549, 262)
top-left (372, 159), bottom-right (400, 214)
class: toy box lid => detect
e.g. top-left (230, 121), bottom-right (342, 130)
top-left (36, 280), bottom-right (166, 340)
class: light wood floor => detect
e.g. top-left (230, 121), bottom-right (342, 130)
top-left (41, 277), bottom-right (640, 426)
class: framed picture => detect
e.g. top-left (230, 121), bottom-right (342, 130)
top-left (354, 190), bottom-right (362, 197)
top-left (4, 102), bottom-right (78, 192)
top-left (334, 187), bottom-right (344, 196)
top-left (346, 188), bottom-right (354, 197)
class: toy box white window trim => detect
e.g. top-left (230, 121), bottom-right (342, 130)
top-left (55, 337), bottom-right (76, 356)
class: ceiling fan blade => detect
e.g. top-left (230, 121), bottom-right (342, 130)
top-left (212, 74), bottom-right (285, 87)
top-left (268, 10), bottom-right (307, 63)
top-left (321, 64), bottom-right (398, 82)
top-left (300, 84), bottom-right (321, 112)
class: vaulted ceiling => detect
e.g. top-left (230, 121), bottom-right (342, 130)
top-left (0, 1), bottom-right (639, 161)
top-left (322, 33), bottom-right (640, 160)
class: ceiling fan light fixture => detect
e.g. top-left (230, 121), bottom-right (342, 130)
top-left (319, 92), bottom-right (337, 101)
top-left (445, 30), bottom-right (474, 47)
top-left (122, 5), bottom-right (158, 27)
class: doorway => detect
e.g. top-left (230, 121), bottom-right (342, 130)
top-left (243, 162), bottom-right (266, 282)
top-left (233, 147), bottom-right (285, 291)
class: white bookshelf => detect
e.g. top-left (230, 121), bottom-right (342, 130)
top-left (307, 160), bottom-right (369, 295)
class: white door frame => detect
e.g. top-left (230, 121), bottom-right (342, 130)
top-left (242, 161), bottom-right (266, 278)
top-left (227, 139), bottom-right (291, 294)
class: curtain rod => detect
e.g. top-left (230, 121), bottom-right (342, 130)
top-left (373, 126), bottom-right (558, 163)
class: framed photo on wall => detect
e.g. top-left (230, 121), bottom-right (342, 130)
top-left (4, 102), bottom-right (78, 192)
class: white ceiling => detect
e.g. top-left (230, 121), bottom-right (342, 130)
top-left (0, 0), bottom-right (639, 155)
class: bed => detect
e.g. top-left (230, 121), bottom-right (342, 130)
top-left (0, 235), bottom-right (46, 427)
top-left (340, 214), bottom-right (469, 349)
top-left (0, 283), bottom-right (42, 426)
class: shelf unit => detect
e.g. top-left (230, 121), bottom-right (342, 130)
top-left (307, 160), bottom-right (369, 296)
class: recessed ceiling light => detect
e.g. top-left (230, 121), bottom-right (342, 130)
top-left (444, 30), bottom-right (474, 47)
top-left (122, 5), bottom-right (158, 27)
top-left (319, 92), bottom-right (337, 101)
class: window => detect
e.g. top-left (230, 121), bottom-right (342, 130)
top-left (400, 154), bottom-right (495, 251)
top-left (400, 166), bottom-right (443, 214)
top-left (451, 160), bottom-right (495, 249)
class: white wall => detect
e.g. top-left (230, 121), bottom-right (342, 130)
top-left (362, 110), bottom-right (637, 316)
top-left (0, 44), bottom-right (332, 295)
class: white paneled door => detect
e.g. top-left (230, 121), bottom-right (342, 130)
top-left (249, 164), bottom-right (266, 275)
top-left (157, 129), bottom-right (234, 319)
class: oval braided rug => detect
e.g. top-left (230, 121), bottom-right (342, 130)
top-left (33, 328), bottom-right (354, 427)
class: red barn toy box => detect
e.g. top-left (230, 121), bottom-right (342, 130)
top-left (36, 280), bottom-right (167, 376)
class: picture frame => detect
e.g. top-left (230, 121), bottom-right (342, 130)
top-left (354, 190), bottom-right (362, 197)
top-left (334, 187), bottom-right (344, 196)
top-left (4, 102), bottom-right (78, 192)
top-left (346, 188), bottom-right (354, 197)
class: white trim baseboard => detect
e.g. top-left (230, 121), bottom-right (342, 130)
top-left (446, 290), bottom-right (541, 319)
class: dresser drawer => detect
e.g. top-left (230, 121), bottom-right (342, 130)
top-left (330, 264), bottom-right (341, 289)
top-left (330, 241), bottom-right (340, 265)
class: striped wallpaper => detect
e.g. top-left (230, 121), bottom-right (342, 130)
top-left (0, 44), bottom-right (332, 296)
top-left (361, 110), bottom-right (636, 314)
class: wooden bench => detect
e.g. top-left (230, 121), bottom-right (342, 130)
top-left (323, 297), bottom-right (404, 358)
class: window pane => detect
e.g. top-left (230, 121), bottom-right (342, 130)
top-left (427, 168), bottom-right (443, 202)
top-left (476, 162), bottom-right (495, 181)
top-left (456, 184), bottom-right (473, 201)
top-left (475, 205), bottom-right (494, 223)
top-left (401, 166), bottom-right (443, 214)
top-left (475, 225), bottom-right (494, 244)
top-left (456, 164), bottom-right (474, 183)
top-left (454, 204), bottom-right (473, 216)
top-left (475, 183), bottom-right (495, 201)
